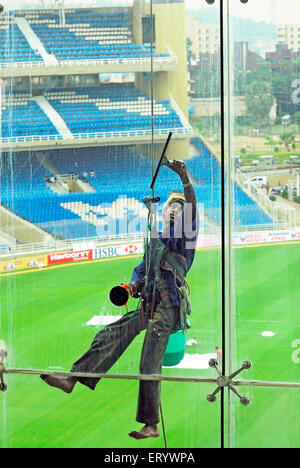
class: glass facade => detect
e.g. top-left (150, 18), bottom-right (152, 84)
top-left (0, 0), bottom-right (299, 449)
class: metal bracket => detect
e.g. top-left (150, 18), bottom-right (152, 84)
top-left (207, 359), bottom-right (252, 406)
top-left (0, 349), bottom-right (8, 392)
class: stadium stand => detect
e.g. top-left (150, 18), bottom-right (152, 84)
top-left (42, 84), bottom-right (184, 136)
top-left (0, 85), bottom-right (184, 141)
top-left (27, 9), bottom-right (170, 62)
top-left (0, 140), bottom-right (274, 240)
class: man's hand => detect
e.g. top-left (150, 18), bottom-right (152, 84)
top-left (165, 160), bottom-right (189, 183)
top-left (122, 282), bottom-right (140, 298)
top-left (166, 159), bottom-right (197, 212)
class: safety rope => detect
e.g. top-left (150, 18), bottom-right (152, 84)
top-left (159, 401), bottom-right (167, 449)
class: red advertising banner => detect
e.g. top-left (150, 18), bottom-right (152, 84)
top-left (48, 250), bottom-right (93, 265)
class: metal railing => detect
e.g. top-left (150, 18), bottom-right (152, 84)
top-left (168, 93), bottom-right (193, 134)
top-left (0, 47), bottom-right (177, 69)
top-left (0, 126), bottom-right (191, 144)
top-left (1, 223), bottom-right (299, 260)
top-left (0, 232), bottom-right (145, 259)
top-left (234, 169), bottom-right (296, 228)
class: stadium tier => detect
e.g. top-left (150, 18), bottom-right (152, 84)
top-left (0, 84), bottom-right (184, 140)
top-left (43, 84), bottom-right (184, 135)
top-left (0, 140), bottom-right (274, 240)
top-left (0, 9), bottom-right (171, 64)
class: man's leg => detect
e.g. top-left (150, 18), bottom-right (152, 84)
top-left (129, 303), bottom-right (179, 439)
top-left (41, 309), bottom-right (146, 393)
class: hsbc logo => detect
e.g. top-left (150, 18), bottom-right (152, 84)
top-left (95, 243), bottom-right (143, 260)
top-left (96, 247), bottom-right (121, 258)
top-left (124, 245), bottom-right (138, 254)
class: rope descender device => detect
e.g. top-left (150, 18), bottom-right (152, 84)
top-left (207, 359), bottom-right (252, 406)
top-left (0, 350), bottom-right (8, 392)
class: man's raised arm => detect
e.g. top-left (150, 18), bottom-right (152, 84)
top-left (165, 160), bottom-right (197, 217)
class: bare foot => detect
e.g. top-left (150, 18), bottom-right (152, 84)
top-left (128, 424), bottom-right (160, 439)
top-left (40, 374), bottom-right (77, 394)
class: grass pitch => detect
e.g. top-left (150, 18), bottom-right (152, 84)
top-left (1, 242), bottom-right (300, 448)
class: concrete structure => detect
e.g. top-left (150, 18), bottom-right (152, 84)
top-left (133, 0), bottom-right (190, 159)
top-left (14, 16), bottom-right (59, 67)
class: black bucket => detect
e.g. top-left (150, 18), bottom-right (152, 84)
top-left (109, 286), bottom-right (129, 307)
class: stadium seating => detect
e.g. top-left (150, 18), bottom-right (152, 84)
top-left (0, 92), bottom-right (59, 140)
top-left (0, 19), bottom-right (43, 64)
top-left (0, 84), bottom-right (184, 140)
top-left (0, 152), bottom-right (54, 201)
top-left (0, 141), bottom-right (274, 240)
top-left (42, 84), bottom-right (184, 135)
top-left (0, 8), bottom-right (171, 66)
top-left (190, 138), bottom-right (274, 227)
top-left (24, 9), bottom-right (170, 62)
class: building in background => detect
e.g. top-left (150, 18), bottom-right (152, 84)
top-left (234, 41), bottom-right (261, 71)
top-left (276, 24), bottom-right (300, 53)
top-left (186, 16), bottom-right (220, 58)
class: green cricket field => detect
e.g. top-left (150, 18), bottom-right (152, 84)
top-left (1, 242), bottom-right (300, 448)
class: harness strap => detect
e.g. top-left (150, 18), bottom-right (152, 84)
top-left (143, 237), bottom-right (191, 333)
top-left (160, 246), bottom-right (188, 285)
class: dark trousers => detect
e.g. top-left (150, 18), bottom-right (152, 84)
top-left (71, 303), bottom-right (180, 425)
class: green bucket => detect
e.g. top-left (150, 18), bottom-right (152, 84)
top-left (163, 329), bottom-right (187, 367)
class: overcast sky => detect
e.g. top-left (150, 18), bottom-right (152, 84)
top-left (186, 0), bottom-right (300, 24)
top-left (2, 0), bottom-right (299, 24)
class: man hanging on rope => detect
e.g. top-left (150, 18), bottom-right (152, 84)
top-left (40, 159), bottom-right (199, 440)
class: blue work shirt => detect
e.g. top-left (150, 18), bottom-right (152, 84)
top-left (131, 206), bottom-right (199, 308)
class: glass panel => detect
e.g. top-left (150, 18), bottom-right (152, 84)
top-left (229, 386), bottom-right (300, 448)
top-left (229, 0), bottom-right (300, 448)
top-left (0, 0), bottom-right (223, 449)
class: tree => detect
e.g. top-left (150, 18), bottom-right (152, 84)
top-left (272, 59), bottom-right (299, 114)
top-left (294, 111), bottom-right (300, 125)
top-left (280, 132), bottom-right (296, 152)
top-left (245, 81), bottom-right (274, 128)
top-left (234, 60), bottom-right (272, 97)
top-left (247, 59), bottom-right (272, 85)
